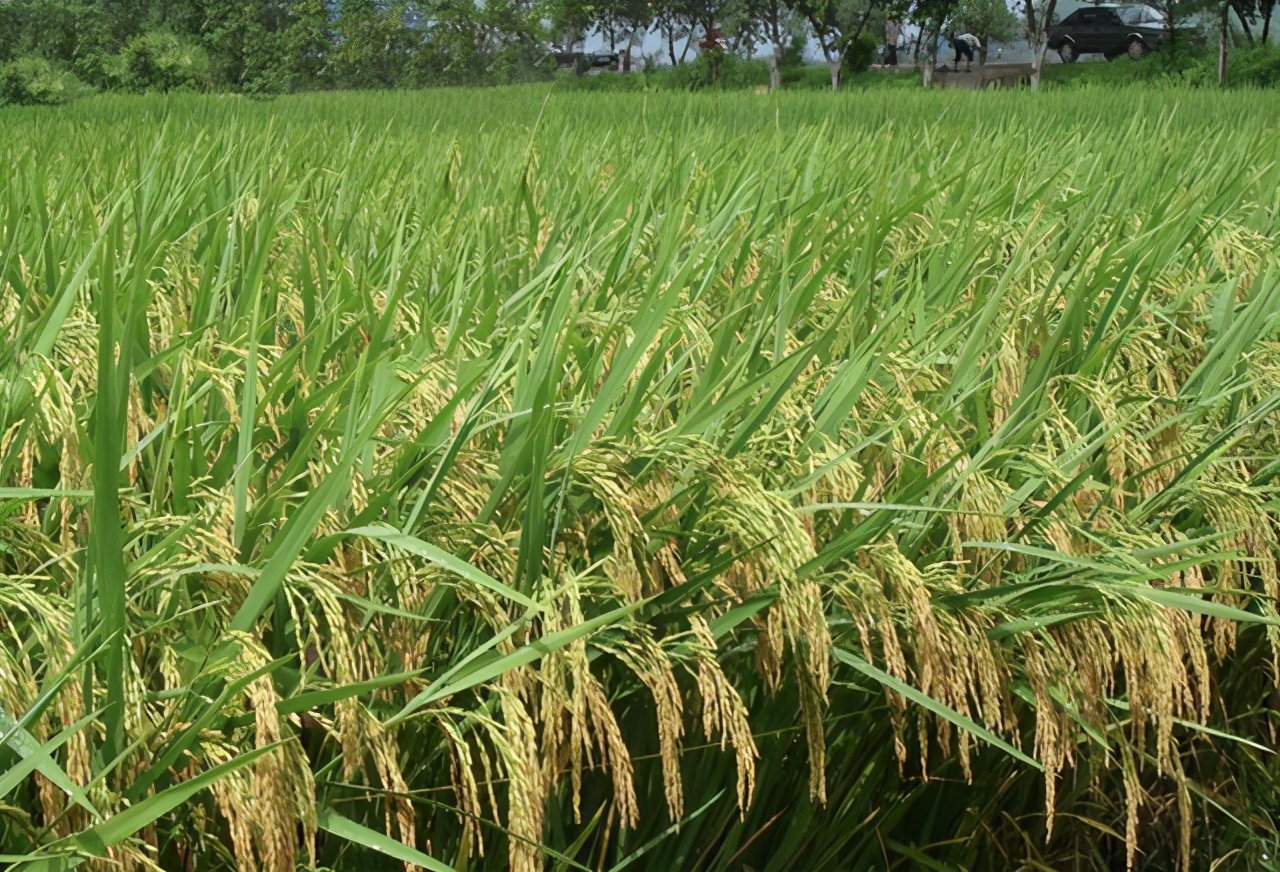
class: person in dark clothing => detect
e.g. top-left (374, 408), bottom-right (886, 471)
top-left (947, 32), bottom-right (980, 72)
top-left (884, 19), bottom-right (901, 68)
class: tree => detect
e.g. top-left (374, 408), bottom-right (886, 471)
top-left (595, 0), bottom-right (653, 71)
top-left (792, 0), bottom-right (886, 90)
top-left (0, 0), bottom-right (116, 71)
top-left (685, 0), bottom-right (732, 68)
top-left (548, 0), bottom-right (599, 50)
top-left (744, 0), bottom-right (808, 89)
top-left (1021, 0), bottom-right (1058, 90)
top-left (914, 0), bottom-right (959, 87)
top-left (651, 0), bottom-right (700, 63)
top-left (285, 0), bottom-right (336, 88)
top-left (1147, 0), bottom-right (1215, 53)
top-left (175, 0), bottom-right (293, 92)
top-left (951, 0), bottom-right (1017, 63)
top-left (332, 0), bottom-right (416, 88)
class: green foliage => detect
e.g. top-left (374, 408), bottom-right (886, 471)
top-left (0, 0), bottom-right (108, 66)
top-left (1041, 43), bottom-right (1280, 91)
top-left (1160, 44), bottom-right (1280, 87)
top-left (331, 0), bottom-right (417, 89)
top-left (782, 55), bottom-right (837, 86)
top-left (842, 31), bottom-right (879, 72)
top-left (951, 0), bottom-right (1020, 46)
top-left (555, 55), bottom-right (873, 92)
top-left (120, 31), bottom-right (211, 93)
top-left (189, 0), bottom-right (294, 95)
top-left (0, 55), bottom-right (80, 105)
top-left (665, 51), bottom-right (773, 88)
top-left (1224, 44), bottom-right (1280, 85)
top-left (554, 67), bottom-right (650, 90)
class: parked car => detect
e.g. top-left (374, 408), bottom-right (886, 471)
top-left (1046, 4), bottom-right (1193, 62)
top-left (551, 51), bottom-right (621, 73)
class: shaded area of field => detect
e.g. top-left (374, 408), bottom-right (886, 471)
top-left (933, 62), bottom-right (1035, 87)
top-left (2, 89), bottom-right (1280, 871)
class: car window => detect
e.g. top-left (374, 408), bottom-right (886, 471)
top-left (1143, 6), bottom-right (1166, 23)
top-left (1061, 10), bottom-right (1085, 24)
top-left (1119, 6), bottom-right (1145, 24)
top-left (1096, 9), bottom-right (1123, 24)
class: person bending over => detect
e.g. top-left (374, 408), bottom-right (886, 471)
top-left (948, 32), bottom-right (981, 72)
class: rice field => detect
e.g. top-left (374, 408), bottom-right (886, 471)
top-left (3, 87), bottom-right (1280, 871)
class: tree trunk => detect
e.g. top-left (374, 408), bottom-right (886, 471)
top-left (1234, 1), bottom-right (1256, 45)
top-left (979, 44), bottom-right (988, 65)
top-left (1219, 0), bottom-right (1230, 85)
top-left (1029, 0), bottom-right (1058, 91)
top-left (1263, 0), bottom-right (1273, 43)
top-left (769, 48), bottom-right (781, 91)
top-left (668, 31), bottom-right (677, 66)
top-left (623, 30), bottom-right (638, 73)
top-left (828, 59), bottom-right (840, 91)
top-left (920, 19), bottom-right (941, 87)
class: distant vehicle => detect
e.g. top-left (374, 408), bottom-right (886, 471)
top-left (1046, 4), bottom-right (1193, 62)
top-left (551, 51), bottom-right (621, 73)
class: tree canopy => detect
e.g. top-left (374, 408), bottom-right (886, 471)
top-left (0, 0), bottom-right (982, 93)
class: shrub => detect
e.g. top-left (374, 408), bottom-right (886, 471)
top-left (0, 56), bottom-right (80, 106)
top-left (842, 33), bottom-right (879, 76)
top-left (121, 31), bottom-right (211, 93)
top-left (660, 53), bottom-right (770, 90)
top-left (1119, 43), bottom-right (1280, 89)
top-left (554, 68), bottom-right (647, 91)
top-left (73, 51), bottom-right (130, 91)
top-left (1225, 45), bottom-right (1280, 87)
top-left (783, 63), bottom-right (838, 90)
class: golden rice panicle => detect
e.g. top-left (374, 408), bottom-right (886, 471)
top-left (498, 681), bottom-right (544, 872)
top-left (689, 615), bottom-right (758, 813)
top-left (603, 631), bottom-right (686, 821)
top-left (203, 633), bottom-right (315, 872)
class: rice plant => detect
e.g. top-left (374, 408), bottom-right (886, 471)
top-left (2, 86), bottom-right (1280, 871)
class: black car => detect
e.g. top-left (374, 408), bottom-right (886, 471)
top-left (1046, 4), bottom-right (1190, 62)
top-left (550, 51), bottom-right (621, 73)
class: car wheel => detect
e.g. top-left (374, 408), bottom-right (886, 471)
top-left (1058, 42), bottom-right (1078, 63)
top-left (1128, 39), bottom-right (1146, 59)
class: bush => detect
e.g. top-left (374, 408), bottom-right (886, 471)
top-left (784, 63), bottom-right (838, 90)
top-left (842, 33), bottom-right (879, 76)
top-left (553, 68), bottom-right (647, 91)
top-left (1134, 42), bottom-right (1212, 83)
top-left (1118, 42), bottom-right (1280, 89)
top-left (0, 56), bottom-right (80, 105)
top-left (660, 53), bottom-right (769, 90)
top-left (73, 51), bottom-right (130, 91)
top-left (121, 31), bottom-right (210, 93)
top-left (1223, 45), bottom-right (1280, 87)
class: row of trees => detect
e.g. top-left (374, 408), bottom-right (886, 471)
top-left (0, 0), bottom-right (553, 93)
top-left (0, 0), bottom-right (1021, 94)
top-left (2, 0), bottom-right (1266, 96)
top-left (557, 0), bottom-right (1020, 89)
